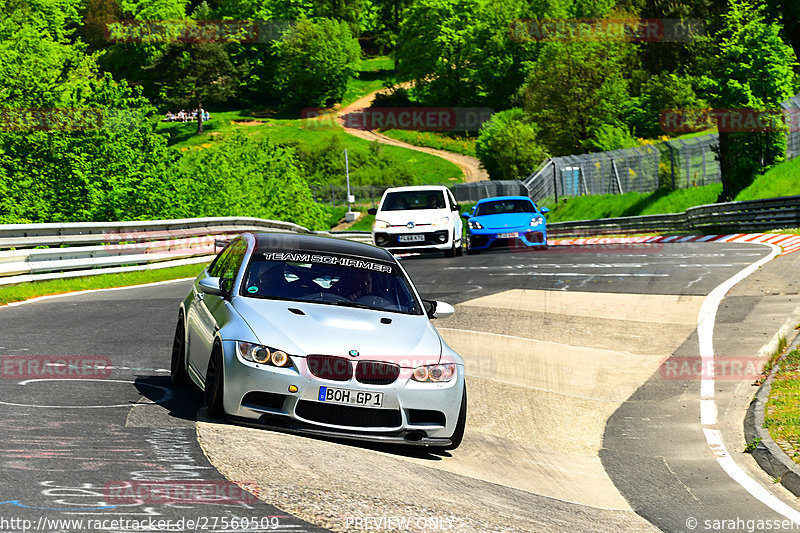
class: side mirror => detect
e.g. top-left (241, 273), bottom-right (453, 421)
top-left (220, 278), bottom-right (234, 299)
top-left (540, 207), bottom-right (550, 214)
top-left (453, 204), bottom-right (461, 212)
top-left (198, 277), bottom-right (234, 299)
top-left (367, 207), bottom-right (377, 215)
top-left (198, 277), bottom-right (223, 296)
top-left (461, 212), bottom-right (471, 219)
top-left (422, 299), bottom-right (455, 319)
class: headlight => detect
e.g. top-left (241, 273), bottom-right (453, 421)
top-left (468, 220), bottom-right (483, 230)
top-left (236, 341), bottom-right (293, 368)
top-left (433, 216), bottom-right (450, 227)
top-left (529, 216), bottom-right (545, 226)
top-left (412, 363), bottom-right (456, 382)
top-left (373, 220), bottom-right (389, 230)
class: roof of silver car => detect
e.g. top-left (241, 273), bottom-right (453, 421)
top-left (252, 232), bottom-right (394, 262)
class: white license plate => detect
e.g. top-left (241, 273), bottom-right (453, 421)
top-left (496, 232), bottom-right (519, 239)
top-left (398, 234), bottom-right (425, 243)
top-left (318, 386), bottom-right (383, 408)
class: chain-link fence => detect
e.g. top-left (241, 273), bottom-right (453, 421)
top-left (523, 133), bottom-right (726, 202)
top-left (783, 95), bottom-right (800, 159)
top-left (309, 181), bottom-right (527, 207)
top-left (524, 96), bottom-right (800, 202)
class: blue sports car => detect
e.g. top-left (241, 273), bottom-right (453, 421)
top-left (461, 196), bottom-right (549, 254)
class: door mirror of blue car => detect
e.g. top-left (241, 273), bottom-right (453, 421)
top-left (461, 212), bottom-right (471, 219)
top-left (540, 207), bottom-right (550, 214)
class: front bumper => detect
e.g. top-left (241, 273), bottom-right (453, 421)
top-left (467, 227), bottom-right (547, 250)
top-left (220, 341), bottom-right (464, 444)
top-left (372, 230), bottom-right (453, 253)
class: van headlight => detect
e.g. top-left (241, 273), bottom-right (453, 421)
top-left (373, 220), bottom-right (389, 230)
top-left (433, 216), bottom-right (450, 227)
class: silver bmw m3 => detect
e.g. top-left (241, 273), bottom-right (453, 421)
top-left (171, 232), bottom-right (466, 449)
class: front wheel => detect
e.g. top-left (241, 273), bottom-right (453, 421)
top-left (444, 386), bottom-right (467, 450)
top-left (204, 344), bottom-right (225, 418)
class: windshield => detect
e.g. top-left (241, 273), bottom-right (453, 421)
top-left (381, 190), bottom-right (446, 211)
top-left (475, 199), bottom-right (537, 216)
top-left (240, 253), bottom-right (422, 315)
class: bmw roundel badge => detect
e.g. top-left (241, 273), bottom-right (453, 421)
top-left (349, 349), bottom-right (359, 358)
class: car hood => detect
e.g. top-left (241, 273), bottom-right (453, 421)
top-left (474, 212), bottom-right (539, 230)
top-left (376, 209), bottom-right (451, 227)
top-left (232, 298), bottom-right (442, 365)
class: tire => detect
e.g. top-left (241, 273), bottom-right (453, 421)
top-left (170, 315), bottom-right (191, 387)
top-left (204, 344), bottom-right (225, 418)
top-left (444, 386), bottom-right (467, 450)
top-left (455, 240), bottom-right (464, 256)
top-left (444, 243), bottom-right (456, 258)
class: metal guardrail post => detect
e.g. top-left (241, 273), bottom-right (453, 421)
top-left (553, 161), bottom-right (558, 204)
top-left (669, 143), bottom-right (676, 190)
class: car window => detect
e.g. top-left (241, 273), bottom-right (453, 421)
top-left (447, 191), bottom-right (457, 210)
top-left (208, 239), bottom-right (247, 279)
top-left (241, 252), bottom-right (422, 315)
top-left (475, 199), bottom-right (536, 216)
top-left (381, 191), bottom-right (446, 211)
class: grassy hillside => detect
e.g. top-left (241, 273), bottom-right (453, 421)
top-left (541, 184), bottom-right (723, 223)
top-left (159, 112), bottom-right (462, 186)
top-left (735, 157), bottom-right (800, 201)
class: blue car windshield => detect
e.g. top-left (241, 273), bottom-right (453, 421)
top-left (241, 255), bottom-right (423, 315)
top-left (475, 199), bottom-right (536, 216)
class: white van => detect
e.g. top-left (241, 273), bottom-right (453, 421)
top-left (368, 186), bottom-right (464, 257)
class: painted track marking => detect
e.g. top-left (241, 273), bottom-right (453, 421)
top-left (697, 242), bottom-right (800, 522)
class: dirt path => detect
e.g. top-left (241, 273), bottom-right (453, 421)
top-left (335, 86), bottom-right (489, 183)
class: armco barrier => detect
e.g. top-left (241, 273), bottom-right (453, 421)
top-left (1, 197), bottom-right (797, 286)
top-left (0, 217), bottom-right (371, 286)
top-left (547, 194), bottom-right (800, 238)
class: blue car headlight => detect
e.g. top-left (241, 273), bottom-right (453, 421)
top-left (530, 216), bottom-right (545, 226)
top-left (468, 220), bottom-right (483, 230)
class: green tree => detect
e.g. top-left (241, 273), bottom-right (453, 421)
top-left (521, 37), bottom-right (635, 155)
top-left (705, 0), bottom-right (797, 201)
top-left (179, 132), bottom-right (327, 229)
top-left (631, 72), bottom-right (708, 138)
top-left (273, 17), bottom-right (361, 108)
top-left (148, 42), bottom-right (239, 133)
top-left (475, 108), bottom-right (549, 180)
